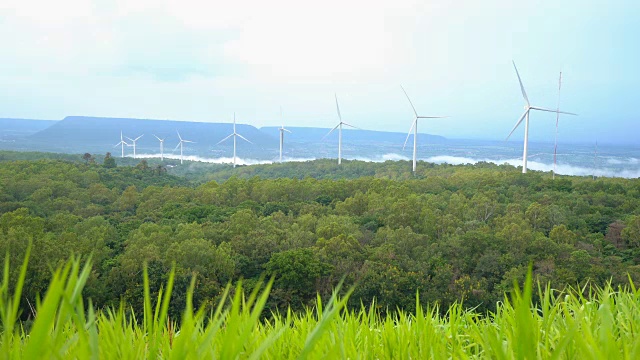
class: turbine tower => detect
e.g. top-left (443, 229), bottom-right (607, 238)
top-left (553, 72), bottom-right (562, 180)
top-left (216, 113), bottom-right (252, 168)
top-left (279, 107), bottom-right (292, 162)
top-left (174, 131), bottom-right (194, 165)
top-left (114, 131), bottom-right (129, 158)
top-left (154, 134), bottom-right (165, 161)
top-left (593, 141), bottom-right (598, 180)
top-left (507, 61), bottom-right (576, 174)
top-left (400, 85), bottom-right (446, 173)
top-left (322, 94), bottom-right (358, 165)
top-left (125, 134), bottom-right (144, 159)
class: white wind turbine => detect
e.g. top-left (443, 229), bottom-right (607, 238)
top-left (153, 135), bottom-right (165, 161)
top-left (216, 113), bottom-right (252, 168)
top-left (553, 72), bottom-right (562, 180)
top-left (114, 131), bottom-right (129, 158)
top-left (125, 134), bottom-right (143, 159)
top-left (400, 85), bottom-right (446, 173)
top-left (174, 131), bottom-right (194, 165)
top-left (322, 94), bottom-right (358, 165)
top-left (507, 61), bottom-right (577, 174)
top-left (278, 107), bottom-right (292, 162)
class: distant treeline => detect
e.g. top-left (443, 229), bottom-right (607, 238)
top-left (1, 151), bottom-right (639, 320)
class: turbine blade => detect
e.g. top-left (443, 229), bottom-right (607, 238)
top-left (342, 122), bottom-right (360, 130)
top-left (173, 143), bottom-right (181, 151)
top-left (283, 128), bottom-right (292, 133)
top-left (403, 120), bottom-right (416, 151)
top-left (512, 61), bottom-right (530, 107)
top-left (135, 135), bottom-right (144, 141)
top-left (334, 94), bottom-right (342, 122)
top-left (183, 140), bottom-right (195, 143)
top-left (125, 136), bottom-right (134, 142)
top-left (400, 85), bottom-right (418, 118)
top-left (558, 110), bottom-right (577, 116)
top-left (237, 134), bottom-right (253, 144)
top-left (530, 106), bottom-right (577, 116)
top-left (506, 110), bottom-right (529, 141)
top-left (216, 133), bottom-right (234, 145)
top-left (417, 116), bottom-right (448, 119)
top-left (321, 124), bottom-right (340, 141)
top-left (153, 134), bottom-right (162, 141)
top-left (176, 130), bottom-right (183, 141)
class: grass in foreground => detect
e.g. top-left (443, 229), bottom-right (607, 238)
top-left (2, 251), bottom-right (640, 359)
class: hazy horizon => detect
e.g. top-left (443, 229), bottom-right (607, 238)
top-left (1, 0), bottom-right (638, 144)
top-left (2, 115), bottom-right (634, 146)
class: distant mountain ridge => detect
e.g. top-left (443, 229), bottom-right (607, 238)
top-left (27, 116), bottom-right (277, 153)
top-left (259, 126), bottom-right (447, 144)
top-left (0, 116), bottom-right (447, 158)
top-left (0, 118), bottom-right (58, 138)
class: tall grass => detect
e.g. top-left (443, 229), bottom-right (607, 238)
top-left (2, 253), bottom-right (640, 359)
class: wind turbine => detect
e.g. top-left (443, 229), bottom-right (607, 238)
top-left (553, 72), bottom-right (562, 180)
top-left (114, 131), bottom-right (129, 158)
top-left (174, 131), bottom-right (194, 165)
top-left (278, 107), bottom-right (292, 162)
top-left (506, 61), bottom-right (577, 174)
top-left (153, 135), bottom-right (165, 161)
top-left (125, 134), bottom-right (144, 159)
top-left (593, 141), bottom-right (598, 180)
top-left (322, 94), bottom-right (358, 165)
top-left (216, 113), bottom-right (252, 168)
top-left (400, 85), bottom-right (446, 173)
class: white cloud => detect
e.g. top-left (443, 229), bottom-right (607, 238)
top-left (1, 0), bottom-right (94, 25)
top-left (1, 0), bottom-right (638, 144)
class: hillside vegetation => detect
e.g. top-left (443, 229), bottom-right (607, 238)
top-left (0, 152), bottom-right (639, 321)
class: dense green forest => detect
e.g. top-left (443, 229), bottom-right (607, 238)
top-left (1, 150), bottom-right (639, 321)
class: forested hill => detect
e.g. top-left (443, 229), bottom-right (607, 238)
top-left (1, 154), bottom-right (640, 321)
top-left (189, 158), bottom-right (514, 183)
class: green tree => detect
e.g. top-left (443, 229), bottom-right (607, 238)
top-left (103, 152), bottom-right (116, 168)
top-left (265, 248), bottom-right (331, 309)
top-left (622, 215), bottom-right (640, 247)
top-left (82, 153), bottom-right (93, 164)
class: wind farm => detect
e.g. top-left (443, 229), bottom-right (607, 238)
top-left (3, 3), bottom-right (640, 358)
top-left (4, 62), bottom-right (638, 179)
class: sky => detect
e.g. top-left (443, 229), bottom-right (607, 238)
top-left (1, 0), bottom-right (638, 144)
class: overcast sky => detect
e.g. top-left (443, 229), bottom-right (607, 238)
top-left (1, 0), bottom-right (638, 143)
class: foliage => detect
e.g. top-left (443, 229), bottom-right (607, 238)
top-left (0, 152), bottom-right (640, 322)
